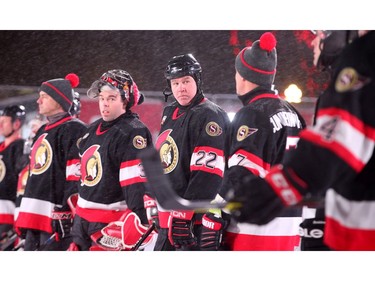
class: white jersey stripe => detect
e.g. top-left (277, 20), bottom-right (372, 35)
top-left (314, 112), bottom-right (375, 166)
top-left (77, 195), bottom-right (128, 210)
top-left (226, 216), bottom-right (303, 236)
top-left (325, 189), bottom-right (375, 229)
top-left (0, 199), bottom-right (15, 214)
top-left (19, 197), bottom-right (54, 217)
top-left (228, 152), bottom-right (268, 178)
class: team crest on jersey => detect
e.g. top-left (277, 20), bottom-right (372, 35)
top-left (205, 122), bottom-right (223, 137)
top-left (335, 67), bottom-right (369, 93)
top-left (29, 133), bottom-right (53, 175)
top-left (80, 145), bottom-right (103, 187)
top-left (155, 129), bottom-right (179, 174)
top-left (237, 125), bottom-right (258, 141)
top-left (133, 135), bottom-right (147, 149)
top-left (0, 156), bottom-right (5, 183)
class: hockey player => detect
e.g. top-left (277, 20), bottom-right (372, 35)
top-left (0, 105), bottom-right (26, 250)
top-left (68, 69), bottom-right (153, 251)
top-left (15, 73), bottom-right (87, 251)
top-left (153, 54), bottom-right (230, 251)
top-left (298, 30), bottom-right (359, 251)
top-left (226, 31), bottom-right (375, 250)
top-left (208, 32), bottom-right (307, 250)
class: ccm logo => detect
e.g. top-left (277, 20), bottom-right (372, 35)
top-left (171, 211), bottom-right (187, 219)
top-left (144, 200), bottom-right (156, 207)
top-left (269, 172), bottom-right (300, 205)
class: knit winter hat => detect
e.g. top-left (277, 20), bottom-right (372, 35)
top-left (235, 32), bottom-right (277, 87)
top-left (39, 73), bottom-right (80, 112)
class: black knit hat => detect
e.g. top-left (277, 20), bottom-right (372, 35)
top-left (235, 32), bottom-right (277, 87)
top-left (39, 73), bottom-right (80, 112)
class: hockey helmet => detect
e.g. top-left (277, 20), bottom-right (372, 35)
top-left (165, 53), bottom-right (202, 85)
top-left (70, 91), bottom-right (81, 117)
top-left (312, 30), bottom-right (358, 71)
top-left (87, 69), bottom-right (144, 109)
top-left (0, 105), bottom-right (26, 124)
top-left (163, 54), bottom-right (202, 101)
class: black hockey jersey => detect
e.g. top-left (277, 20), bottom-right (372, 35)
top-left (220, 87), bottom-right (306, 250)
top-left (75, 112), bottom-right (152, 225)
top-left (155, 94), bottom-right (230, 228)
top-left (156, 97), bottom-right (229, 200)
top-left (265, 31), bottom-right (375, 250)
top-left (0, 139), bottom-right (24, 225)
top-left (16, 115), bottom-right (86, 233)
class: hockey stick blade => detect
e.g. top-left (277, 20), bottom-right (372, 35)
top-left (139, 147), bottom-right (228, 211)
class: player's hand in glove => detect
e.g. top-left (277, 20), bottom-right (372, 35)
top-left (200, 209), bottom-right (229, 250)
top-left (168, 210), bottom-right (196, 249)
top-left (51, 207), bottom-right (73, 241)
top-left (143, 194), bottom-right (160, 231)
top-left (225, 166), bottom-right (301, 224)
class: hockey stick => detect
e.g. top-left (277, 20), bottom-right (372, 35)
top-left (139, 147), bottom-right (323, 213)
top-left (131, 223), bottom-right (156, 251)
top-left (0, 230), bottom-right (18, 251)
top-left (35, 233), bottom-right (56, 251)
top-left (139, 147), bottom-right (239, 212)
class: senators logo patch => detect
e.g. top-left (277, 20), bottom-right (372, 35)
top-left (237, 125), bottom-right (258, 141)
top-left (155, 129), bottom-right (179, 174)
top-left (133, 135), bottom-right (147, 149)
top-left (335, 67), bottom-right (370, 93)
top-left (29, 133), bottom-right (53, 176)
top-left (205, 122), bottom-right (222, 137)
top-left (80, 145), bottom-right (103, 187)
top-left (0, 156), bottom-right (5, 183)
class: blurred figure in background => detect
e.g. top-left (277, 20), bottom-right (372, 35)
top-left (0, 105), bottom-right (26, 250)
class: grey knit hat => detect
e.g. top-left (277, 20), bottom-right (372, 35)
top-left (235, 32), bottom-right (277, 87)
top-left (39, 73), bottom-right (80, 112)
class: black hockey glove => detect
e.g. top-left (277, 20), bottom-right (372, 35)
top-left (168, 210), bottom-right (197, 249)
top-left (226, 175), bottom-right (285, 225)
top-left (51, 207), bottom-right (73, 241)
top-left (299, 209), bottom-right (330, 251)
top-left (200, 210), bottom-right (229, 251)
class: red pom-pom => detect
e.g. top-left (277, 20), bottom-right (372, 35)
top-left (65, 73), bottom-right (80, 88)
top-left (259, 32), bottom-right (277, 52)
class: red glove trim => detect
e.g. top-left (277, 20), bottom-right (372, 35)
top-left (265, 165), bottom-right (303, 206)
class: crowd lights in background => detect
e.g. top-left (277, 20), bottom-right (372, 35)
top-left (284, 84), bottom-right (302, 103)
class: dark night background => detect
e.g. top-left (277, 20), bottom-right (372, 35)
top-left (0, 30), bottom-right (329, 100)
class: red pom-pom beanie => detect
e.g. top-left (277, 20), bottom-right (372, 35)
top-left (235, 32), bottom-right (277, 87)
top-left (39, 73), bottom-right (80, 112)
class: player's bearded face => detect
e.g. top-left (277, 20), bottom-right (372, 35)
top-left (170, 76), bottom-right (197, 106)
top-left (99, 90), bottom-right (126, 121)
